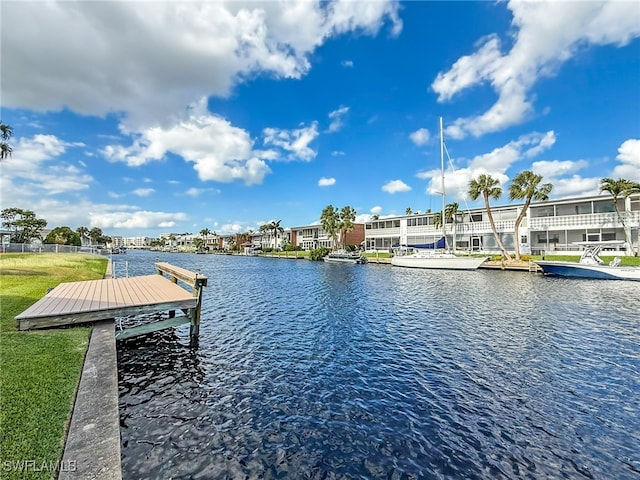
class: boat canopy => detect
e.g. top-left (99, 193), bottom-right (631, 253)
top-left (393, 237), bottom-right (446, 250)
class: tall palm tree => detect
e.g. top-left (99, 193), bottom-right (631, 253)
top-left (320, 205), bottom-right (340, 249)
top-left (600, 177), bottom-right (640, 256)
top-left (444, 202), bottom-right (464, 252)
top-left (0, 122), bottom-right (13, 160)
top-left (269, 220), bottom-right (284, 250)
top-left (468, 174), bottom-right (511, 260)
top-left (339, 206), bottom-right (356, 249)
top-left (508, 170), bottom-right (553, 261)
top-left (405, 207), bottom-right (413, 215)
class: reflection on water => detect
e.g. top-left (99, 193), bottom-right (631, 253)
top-left (117, 251), bottom-right (640, 479)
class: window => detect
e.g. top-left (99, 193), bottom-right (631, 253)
top-left (537, 234), bottom-right (559, 244)
top-left (602, 233), bottom-right (616, 241)
top-left (593, 202), bottom-right (615, 213)
top-left (471, 213), bottom-right (482, 222)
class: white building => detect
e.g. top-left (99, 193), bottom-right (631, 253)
top-left (365, 193), bottom-right (640, 256)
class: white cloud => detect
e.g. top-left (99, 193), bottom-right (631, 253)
top-left (103, 98), bottom-right (273, 185)
top-left (612, 138), bottom-right (640, 181)
top-left (185, 187), bottom-right (219, 197)
top-left (433, 1), bottom-right (640, 138)
top-left (327, 105), bottom-right (349, 133)
top-left (263, 122), bottom-right (319, 161)
top-left (341, 60), bottom-right (354, 68)
top-left (548, 175), bottom-right (600, 198)
top-left (2, 1), bottom-right (401, 130)
top-left (0, 134), bottom-right (92, 203)
top-left (220, 223), bottom-right (243, 234)
top-left (382, 180), bottom-right (411, 194)
top-left (318, 177), bottom-right (336, 187)
top-left (531, 159), bottom-right (589, 179)
top-left (370, 206), bottom-right (382, 214)
top-left (409, 128), bottom-right (431, 146)
top-left (132, 188), bottom-right (155, 197)
top-left (417, 130), bottom-right (556, 200)
top-left (90, 210), bottom-right (188, 230)
top-left (331, 150), bottom-right (345, 156)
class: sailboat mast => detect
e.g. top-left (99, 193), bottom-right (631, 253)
top-left (440, 116), bottom-right (446, 246)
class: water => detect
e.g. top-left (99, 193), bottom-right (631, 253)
top-left (116, 251), bottom-right (640, 479)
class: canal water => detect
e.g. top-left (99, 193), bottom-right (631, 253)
top-left (115, 251), bottom-right (640, 479)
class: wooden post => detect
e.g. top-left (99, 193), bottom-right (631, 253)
top-left (189, 275), bottom-right (205, 346)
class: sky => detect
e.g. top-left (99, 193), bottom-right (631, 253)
top-left (1, 0), bottom-right (639, 237)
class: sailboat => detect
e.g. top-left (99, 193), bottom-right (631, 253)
top-left (391, 117), bottom-right (488, 270)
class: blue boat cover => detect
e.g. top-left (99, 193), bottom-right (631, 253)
top-left (393, 237), bottom-right (446, 249)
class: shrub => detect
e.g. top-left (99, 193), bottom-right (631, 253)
top-left (309, 246), bottom-right (330, 261)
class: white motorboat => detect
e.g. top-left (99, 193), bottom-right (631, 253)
top-left (536, 241), bottom-right (640, 281)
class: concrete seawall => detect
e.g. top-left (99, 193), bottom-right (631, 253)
top-left (59, 258), bottom-right (121, 479)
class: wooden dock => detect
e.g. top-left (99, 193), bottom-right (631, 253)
top-left (15, 263), bottom-right (207, 343)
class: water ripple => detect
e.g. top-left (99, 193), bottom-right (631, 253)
top-left (115, 252), bottom-right (640, 479)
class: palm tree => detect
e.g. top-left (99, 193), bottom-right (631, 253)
top-left (0, 122), bottom-right (13, 160)
top-left (509, 170), bottom-right (553, 261)
top-left (432, 211), bottom-right (443, 231)
top-left (339, 206), bottom-right (356, 249)
top-left (269, 220), bottom-right (284, 250)
top-left (76, 226), bottom-right (90, 246)
top-left (405, 207), bottom-right (413, 215)
top-left (600, 178), bottom-right (640, 256)
top-left (468, 174), bottom-right (511, 260)
top-left (320, 205), bottom-right (340, 249)
top-left (89, 227), bottom-right (104, 246)
top-left (259, 224), bottom-right (269, 249)
top-left (444, 202), bottom-right (464, 252)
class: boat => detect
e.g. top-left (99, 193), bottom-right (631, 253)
top-left (324, 250), bottom-right (368, 264)
top-left (391, 117), bottom-right (488, 270)
top-left (391, 245), bottom-right (488, 270)
top-left (536, 241), bottom-right (640, 281)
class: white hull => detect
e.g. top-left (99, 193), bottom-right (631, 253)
top-left (391, 252), bottom-right (487, 270)
top-left (536, 261), bottom-right (640, 281)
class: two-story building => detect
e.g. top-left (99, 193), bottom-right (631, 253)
top-left (288, 223), bottom-right (365, 250)
top-left (364, 193), bottom-right (640, 256)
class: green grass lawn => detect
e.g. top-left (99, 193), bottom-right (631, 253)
top-left (0, 254), bottom-right (107, 480)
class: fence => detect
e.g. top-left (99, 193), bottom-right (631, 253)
top-left (0, 243), bottom-right (103, 255)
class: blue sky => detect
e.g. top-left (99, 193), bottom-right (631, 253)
top-left (1, 0), bottom-right (639, 237)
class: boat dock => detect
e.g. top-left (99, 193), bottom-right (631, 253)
top-left (15, 262), bottom-right (207, 343)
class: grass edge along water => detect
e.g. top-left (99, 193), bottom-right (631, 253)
top-left (0, 253), bottom-right (107, 480)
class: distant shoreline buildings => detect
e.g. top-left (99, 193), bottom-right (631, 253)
top-left (109, 192), bottom-right (639, 256)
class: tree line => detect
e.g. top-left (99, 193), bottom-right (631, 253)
top-left (1, 207), bottom-right (111, 246)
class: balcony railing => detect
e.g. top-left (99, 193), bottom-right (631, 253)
top-left (529, 211), bottom-right (640, 229)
